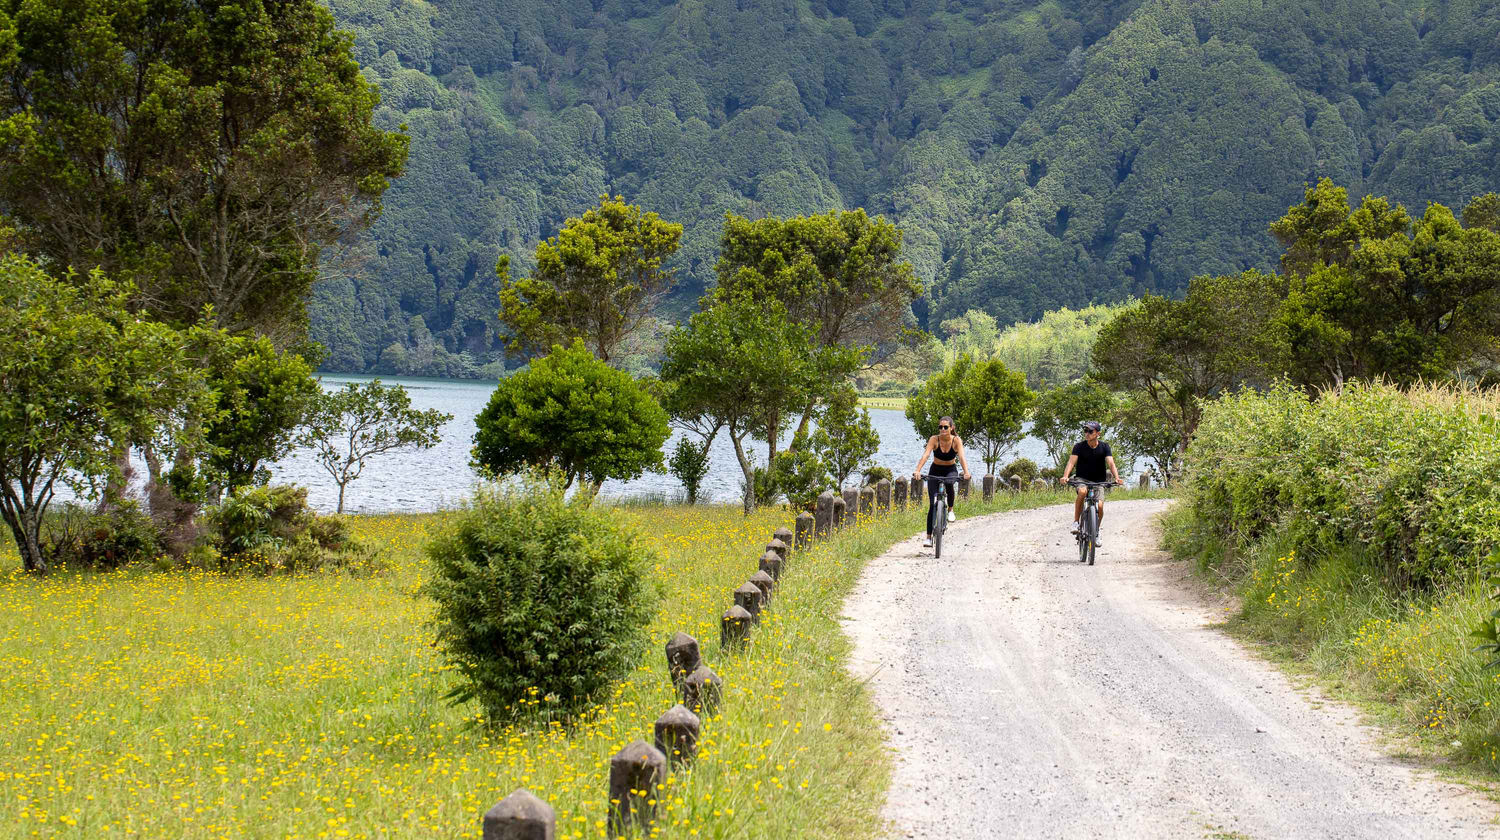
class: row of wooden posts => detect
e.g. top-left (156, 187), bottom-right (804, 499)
top-left (475, 472), bottom-right (1152, 837)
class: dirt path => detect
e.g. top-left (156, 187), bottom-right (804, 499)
top-left (842, 499), bottom-right (1498, 839)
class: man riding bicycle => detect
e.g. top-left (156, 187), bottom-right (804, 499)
top-left (912, 415), bottom-right (971, 549)
top-left (1058, 420), bottom-right (1123, 543)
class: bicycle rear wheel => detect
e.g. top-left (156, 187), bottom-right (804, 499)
top-left (1086, 507), bottom-right (1098, 565)
top-left (933, 496), bottom-right (946, 558)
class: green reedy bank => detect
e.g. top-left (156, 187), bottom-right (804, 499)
top-left (1164, 381), bottom-right (1500, 773)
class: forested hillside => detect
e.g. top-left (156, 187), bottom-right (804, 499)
top-left (315, 0), bottom-right (1500, 375)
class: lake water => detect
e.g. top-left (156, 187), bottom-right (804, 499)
top-left (269, 375), bottom-right (1077, 513)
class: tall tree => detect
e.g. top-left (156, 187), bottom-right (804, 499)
top-left (0, 256), bottom-right (198, 572)
top-left (497, 195), bottom-right (683, 364)
top-left (813, 386), bottom-right (880, 489)
top-left (1031, 379), bottom-right (1119, 470)
top-left (958, 358), bottom-right (1034, 477)
top-left (661, 296), bottom-right (858, 514)
top-left (0, 0), bottom-right (408, 337)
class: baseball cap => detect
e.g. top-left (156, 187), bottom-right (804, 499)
top-left (1081, 420), bottom-right (1102, 432)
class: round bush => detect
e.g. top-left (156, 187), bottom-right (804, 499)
top-left (423, 477), bottom-right (659, 722)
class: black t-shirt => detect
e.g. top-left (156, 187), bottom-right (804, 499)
top-left (1071, 440), bottom-right (1112, 481)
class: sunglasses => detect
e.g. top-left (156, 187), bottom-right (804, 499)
top-left (938, 424), bottom-right (951, 430)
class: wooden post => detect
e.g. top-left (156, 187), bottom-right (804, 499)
top-left (841, 488), bottom-right (860, 525)
top-left (815, 492), bottom-right (834, 539)
top-left (794, 512), bottom-right (814, 552)
top-left (876, 478), bottom-right (891, 513)
top-left (484, 789), bottom-right (555, 840)
top-left (664, 632), bottom-right (701, 694)
top-left (766, 538), bottom-right (788, 566)
top-left (749, 570), bottom-right (774, 604)
top-left (982, 475), bottom-right (995, 501)
top-left (832, 497), bottom-right (847, 530)
top-left (909, 475), bottom-right (923, 506)
top-left (734, 582), bottom-right (763, 622)
top-left (958, 476), bottom-right (970, 500)
top-left (721, 605), bottom-right (752, 648)
top-left (772, 526), bottom-right (793, 559)
top-left (893, 478), bottom-right (908, 509)
top-left (607, 741), bottom-right (666, 837)
top-left (682, 665), bottom-right (723, 715)
top-left (758, 550), bottom-right (783, 581)
top-left (654, 704), bottom-right (702, 768)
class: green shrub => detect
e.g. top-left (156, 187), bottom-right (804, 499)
top-left (749, 465), bottom-right (780, 508)
top-left (423, 476), bottom-right (659, 722)
top-left (1185, 381), bottom-right (1500, 589)
top-left (668, 437), bottom-right (710, 504)
top-left (44, 500), bottom-right (162, 570)
top-left (773, 447), bottom-right (827, 510)
top-left (861, 465), bottom-right (893, 485)
top-left (194, 485), bottom-right (377, 574)
top-left (1001, 458), bottom-right (1038, 483)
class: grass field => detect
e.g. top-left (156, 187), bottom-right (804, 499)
top-left (0, 487), bottom-right (1167, 839)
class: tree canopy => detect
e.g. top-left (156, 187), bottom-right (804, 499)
top-left (0, 0), bottom-right (409, 338)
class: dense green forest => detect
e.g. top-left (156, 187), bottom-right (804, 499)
top-left (313, 0), bottom-right (1500, 376)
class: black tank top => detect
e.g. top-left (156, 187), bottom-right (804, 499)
top-left (933, 437), bottom-right (957, 463)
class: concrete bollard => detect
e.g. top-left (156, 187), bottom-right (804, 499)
top-left (875, 478), bottom-right (891, 513)
top-left (859, 486), bottom-right (874, 517)
top-left (958, 476), bottom-right (971, 500)
top-left (842, 488), bottom-right (860, 524)
top-left (1032, 477), bottom-right (1050, 492)
top-left (607, 741), bottom-right (666, 837)
top-left (1011, 475), bottom-right (1023, 492)
top-left (794, 512), bottom-right (814, 552)
top-left (664, 632), bottom-right (701, 693)
top-left (749, 570), bottom-right (774, 604)
top-left (654, 704), bottom-right (702, 768)
top-left (766, 538), bottom-right (788, 566)
top-left (815, 491), bottom-right (834, 539)
top-left (758, 550), bottom-right (783, 581)
top-left (982, 475), bottom-right (995, 501)
top-left (832, 497), bottom-right (846, 530)
top-left (721, 605), bottom-right (752, 648)
top-left (734, 581), bottom-right (763, 621)
top-left (909, 475), bottom-right (923, 506)
top-left (682, 664), bottom-right (723, 715)
top-left (1139, 473), bottom-right (1151, 491)
top-left (772, 526), bottom-right (793, 558)
top-left (893, 477), bottom-right (908, 509)
top-left (484, 788), bottom-right (555, 840)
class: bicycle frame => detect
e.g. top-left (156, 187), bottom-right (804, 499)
top-left (921, 473), bottom-right (961, 558)
top-left (1068, 478), bottom-right (1112, 565)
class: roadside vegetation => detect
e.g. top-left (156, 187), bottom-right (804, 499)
top-left (1164, 381), bottom-right (1500, 775)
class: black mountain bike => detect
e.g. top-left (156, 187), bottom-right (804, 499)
top-left (921, 473), bottom-right (962, 558)
top-left (1068, 478), bottom-right (1117, 565)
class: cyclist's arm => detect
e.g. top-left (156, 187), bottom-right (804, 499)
top-left (1060, 453), bottom-right (1078, 483)
top-left (912, 436), bottom-right (935, 478)
top-left (954, 436), bottom-right (971, 479)
top-left (1106, 455), bottom-right (1122, 485)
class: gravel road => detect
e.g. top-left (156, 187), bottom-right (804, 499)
top-left (842, 499), bottom-right (1498, 839)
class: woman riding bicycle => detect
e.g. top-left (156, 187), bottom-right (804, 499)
top-left (912, 416), bottom-right (972, 548)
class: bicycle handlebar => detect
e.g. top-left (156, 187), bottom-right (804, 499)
top-left (1066, 477), bottom-right (1122, 487)
top-left (919, 473), bottom-right (962, 483)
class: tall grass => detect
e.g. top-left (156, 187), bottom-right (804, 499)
top-left (1166, 380), bottom-right (1500, 773)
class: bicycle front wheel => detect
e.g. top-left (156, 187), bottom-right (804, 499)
top-left (934, 497), bottom-right (946, 558)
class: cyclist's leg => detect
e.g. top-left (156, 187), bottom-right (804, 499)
top-left (1073, 486), bottom-right (1086, 523)
top-left (1097, 486), bottom-right (1109, 527)
top-left (944, 477), bottom-right (956, 513)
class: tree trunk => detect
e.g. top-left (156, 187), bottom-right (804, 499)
top-left (144, 443), bottom-right (201, 559)
top-left (731, 432), bottom-right (755, 516)
top-left (97, 445), bottom-right (135, 513)
top-left (0, 496), bottom-right (46, 574)
top-left (336, 482), bottom-right (347, 515)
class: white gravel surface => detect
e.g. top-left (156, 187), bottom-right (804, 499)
top-left (843, 499), bottom-right (1499, 839)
